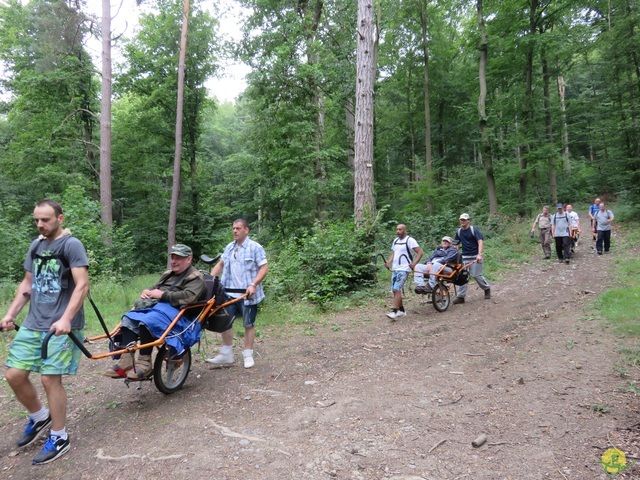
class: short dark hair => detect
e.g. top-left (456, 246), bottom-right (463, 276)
top-left (233, 218), bottom-right (249, 229)
top-left (36, 199), bottom-right (63, 217)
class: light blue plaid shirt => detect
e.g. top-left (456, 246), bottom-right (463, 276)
top-left (220, 236), bottom-right (267, 305)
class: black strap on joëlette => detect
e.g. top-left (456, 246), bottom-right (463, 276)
top-left (225, 288), bottom-right (247, 294)
top-left (86, 290), bottom-right (116, 348)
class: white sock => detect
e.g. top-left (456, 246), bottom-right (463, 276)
top-left (50, 428), bottom-right (68, 440)
top-left (30, 407), bottom-right (49, 423)
top-left (220, 345), bottom-right (233, 355)
top-left (243, 349), bottom-right (253, 357)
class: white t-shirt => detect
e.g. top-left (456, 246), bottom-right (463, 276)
top-left (391, 236), bottom-right (419, 272)
top-left (567, 211), bottom-right (580, 228)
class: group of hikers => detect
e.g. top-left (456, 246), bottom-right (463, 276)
top-left (0, 197), bottom-right (617, 466)
top-left (530, 197), bottom-right (615, 263)
top-left (1, 199), bottom-right (268, 465)
top-left (384, 213), bottom-right (491, 320)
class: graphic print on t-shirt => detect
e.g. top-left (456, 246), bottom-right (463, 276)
top-left (32, 250), bottom-right (63, 304)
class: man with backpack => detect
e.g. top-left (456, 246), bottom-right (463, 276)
top-left (0, 200), bottom-right (89, 465)
top-left (530, 205), bottom-right (553, 259)
top-left (551, 203), bottom-right (572, 264)
top-left (589, 197), bottom-right (602, 241)
top-left (593, 202), bottom-right (615, 255)
top-left (384, 224), bottom-right (423, 320)
top-left (452, 213), bottom-right (491, 304)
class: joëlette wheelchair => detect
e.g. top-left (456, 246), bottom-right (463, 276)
top-left (41, 255), bottom-right (246, 394)
top-left (413, 251), bottom-right (475, 312)
top-left (378, 251), bottom-right (475, 313)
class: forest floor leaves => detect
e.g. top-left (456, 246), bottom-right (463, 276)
top-left (1, 238), bottom-right (639, 479)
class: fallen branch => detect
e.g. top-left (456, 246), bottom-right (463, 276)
top-left (439, 395), bottom-right (464, 407)
top-left (428, 439), bottom-right (446, 453)
top-left (463, 353), bottom-right (485, 357)
top-left (96, 449), bottom-right (184, 461)
top-left (208, 420), bottom-right (266, 442)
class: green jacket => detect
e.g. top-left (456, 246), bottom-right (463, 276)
top-left (153, 265), bottom-right (205, 307)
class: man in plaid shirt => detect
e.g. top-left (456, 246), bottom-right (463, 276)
top-left (206, 219), bottom-right (268, 368)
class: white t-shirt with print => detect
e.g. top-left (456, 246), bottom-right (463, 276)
top-left (391, 236), bottom-right (419, 272)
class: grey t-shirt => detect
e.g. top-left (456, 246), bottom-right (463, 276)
top-left (551, 212), bottom-right (571, 237)
top-left (594, 210), bottom-right (614, 231)
top-left (23, 235), bottom-right (89, 331)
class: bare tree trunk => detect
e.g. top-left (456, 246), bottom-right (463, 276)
top-left (407, 64), bottom-right (416, 182)
top-left (520, 0), bottom-right (539, 218)
top-left (167, 0), bottom-right (189, 257)
top-left (542, 52), bottom-right (557, 204)
top-left (557, 76), bottom-right (570, 173)
top-left (420, 0), bottom-right (433, 212)
top-left (477, 0), bottom-right (498, 216)
top-left (354, 0), bottom-right (376, 228)
top-left (345, 98), bottom-right (355, 170)
top-left (298, 0), bottom-right (326, 220)
top-left (100, 0), bottom-right (113, 237)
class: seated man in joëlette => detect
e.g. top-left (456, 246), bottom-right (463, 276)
top-left (104, 244), bottom-right (205, 380)
top-left (413, 236), bottom-right (459, 294)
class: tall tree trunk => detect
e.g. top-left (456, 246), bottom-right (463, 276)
top-left (520, 0), bottom-right (539, 218)
top-left (354, 0), bottom-right (376, 228)
top-left (420, 0), bottom-right (433, 212)
top-left (298, 0), bottom-right (325, 220)
top-left (346, 98), bottom-right (355, 170)
top-left (100, 0), bottom-right (113, 236)
top-left (557, 76), bottom-right (570, 173)
top-left (168, 0), bottom-right (189, 256)
top-left (407, 64), bottom-right (416, 182)
top-left (477, 0), bottom-right (497, 216)
top-left (542, 51), bottom-right (557, 204)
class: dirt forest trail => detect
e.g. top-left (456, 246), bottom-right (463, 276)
top-left (1, 236), bottom-right (639, 480)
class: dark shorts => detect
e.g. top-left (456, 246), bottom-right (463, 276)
top-left (228, 300), bottom-right (259, 328)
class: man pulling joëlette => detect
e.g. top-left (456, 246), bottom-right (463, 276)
top-left (452, 213), bottom-right (490, 304)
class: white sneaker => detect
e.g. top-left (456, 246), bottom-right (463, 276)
top-left (243, 351), bottom-right (254, 369)
top-left (395, 311), bottom-right (407, 318)
top-left (205, 353), bottom-right (234, 365)
top-left (386, 311), bottom-right (397, 320)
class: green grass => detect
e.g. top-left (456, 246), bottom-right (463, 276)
top-left (592, 218), bottom-right (640, 370)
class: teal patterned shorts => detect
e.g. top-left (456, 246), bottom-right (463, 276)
top-left (6, 327), bottom-right (84, 375)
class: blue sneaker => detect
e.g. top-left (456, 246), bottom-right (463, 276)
top-left (17, 415), bottom-right (52, 447)
top-left (32, 434), bottom-right (70, 465)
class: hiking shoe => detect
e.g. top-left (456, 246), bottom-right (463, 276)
top-left (414, 286), bottom-right (428, 295)
top-left (104, 354), bottom-right (134, 378)
top-left (558, 259), bottom-right (563, 263)
top-left (597, 251), bottom-right (602, 255)
top-left (243, 350), bottom-right (255, 369)
top-left (565, 259), bottom-right (570, 264)
top-left (453, 297), bottom-right (465, 305)
top-left (126, 354), bottom-right (153, 380)
top-left (395, 311), bottom-right (407, 318)
top-left (544, 255), bottom-right (550, 259)
top-left (386, 311), bottom-right (398, 320)
top-left (206, 353), bottom-right (234, 365)
top-left (17, 415), bottom-right (52, 448)
top-left (32, 434), bottom-right (70, 465)
top-left (484, 289), bottom-right (491, 300)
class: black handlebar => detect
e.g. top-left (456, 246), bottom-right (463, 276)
top-left (200, 254), bottom-right (221, 265)
top-left (41, 330), bottom-right (92, 360)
